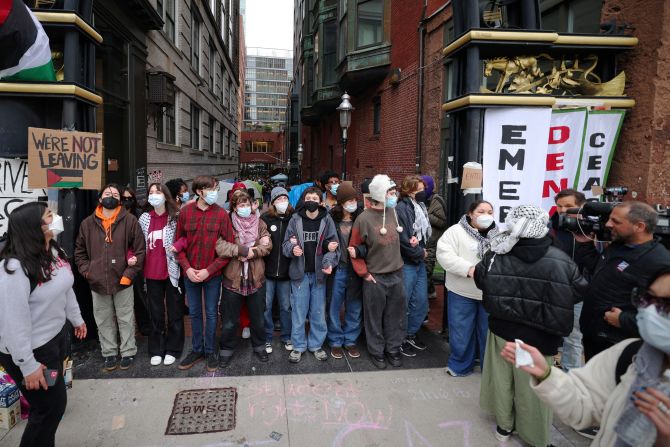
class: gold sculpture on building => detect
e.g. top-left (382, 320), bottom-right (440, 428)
top-left (482, 54), bottom-right (626, 96)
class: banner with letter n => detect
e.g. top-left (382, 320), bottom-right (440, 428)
top-left (483, 107), bottom-right (552, 225)
top-left (27, 127), bottom-right (103, 190)
top-left (541, 108), bottom-right (588, 215)
top-left (575, 110), bottom-right (625, 200)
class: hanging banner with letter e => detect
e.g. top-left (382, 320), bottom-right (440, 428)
top-left (482, 107), bottom-right (552, 225)
top-left (575, 110), bottom-right (625, 200)
top-left (541, 108), bottom-right (588, 214)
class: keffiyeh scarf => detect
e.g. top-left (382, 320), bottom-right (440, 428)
top-left (490, 205), bottom-right (549, 255)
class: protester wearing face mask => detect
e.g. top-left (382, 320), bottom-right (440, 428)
top-left (138, 183), bottom-right (183, 367)
top-left (436, 200), bottom-right (499, 377)
top-left (321, 170), bottom-right (340, 211)
top-left (0, 202), bottom-right (87, 447)
top-left (216, 190), bottom-right (272, 367)
top-left (327, 182), bottom-right (364, 360)
top-left (174, 176), bottom-right (235, 372)
top-left (260, 187), bottom-right (295, 353)
top-left (500, 272), bottom-right (670, 447)
top-left (75, 184), bottom-right (145, 372)
top-left (121, 187), bottom-right (140, 218)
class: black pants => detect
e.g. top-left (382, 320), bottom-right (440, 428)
top-left (0, 326), bottom-right (68, 447)
top-left (583, 334), bottom-right (615, 362)
top-left (219, 288), bottom-right (266, 356)
top-left (146, 278), bottom-right (185, 357)
top-left (133, 272), bottom-right (151, 335)
top-left (362, 270), bottom-right (407, 357)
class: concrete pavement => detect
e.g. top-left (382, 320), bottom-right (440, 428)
top-left (0, 368), bottom-right (590, 447)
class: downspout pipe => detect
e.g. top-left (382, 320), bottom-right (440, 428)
top-left (416, 0), bottom-right (428, 174)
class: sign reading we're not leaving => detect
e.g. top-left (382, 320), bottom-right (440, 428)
top-left (28, 127), bottom-right (103, 190)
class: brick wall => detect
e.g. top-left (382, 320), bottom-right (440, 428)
top-left (240, 131), bottom-right (285, 164)
top-left (602, 0), bottom-right (670, 204)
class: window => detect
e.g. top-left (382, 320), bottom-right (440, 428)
top-left (228, 79), bottom-right (234, 113)
top-left (224, 129), bottom-right (230, 155)
top-left (246, 141), bottom-right (273, 152)
top-left (157, 104), bottom-right (176, 144)
top-left (219, 123), bottom-right (224, 154)
top-left (228, 0), bottom-right (233, 59)
top-left (229, 130), bottom-right (234, 156)
top-left (158, 0), bottom-right (176, 42)
top-left (208, 116), bottom-right (215, 152)
top-left (190, 103), bottom-right (200, 149)
top-left (191, 6), bottom-right (200, 73)
top-left (373, 96), bottom-right (381, 135)
top-left (323, 21), bottom-right (337, 85)
top-left (339, 13), bottom-right (348, 61)
top-left (540, 0), bottom-right (602, 33)
top-left (357, 0), bottom-right (383, 48)
top-left (209, 38), bottom-right (215, 90)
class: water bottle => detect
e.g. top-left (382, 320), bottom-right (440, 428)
top-left (616, 369), bottom-right (670, 447)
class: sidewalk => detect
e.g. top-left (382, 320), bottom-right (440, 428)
top-left (0, 368), bottom-right (590, 447)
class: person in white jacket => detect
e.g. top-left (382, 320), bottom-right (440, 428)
top-left (500, 272), bottom-right (670, 447)
top-left (436, 200), bottom-right (498, 377)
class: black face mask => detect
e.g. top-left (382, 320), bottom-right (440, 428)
top-left (101, 197), bottom-right (120, 210)
top-left (304, 201), bottom-right (319, 212)
top-left (122, 198), bottom-right (135, 209)
top-left (414, 191), bottom-right (427, 204)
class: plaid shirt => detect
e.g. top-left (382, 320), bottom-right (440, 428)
top-left (175, 202), bottom-right (234, 277)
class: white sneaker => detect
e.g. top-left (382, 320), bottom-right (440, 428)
top-left (242, 327), bottom-right (251, 339)
top-left (150, 356), bottom-right (162, 366)
top-left (265, 343), bottom-right (273, 354)
top-left (163, 355), bottom-right (176, 366)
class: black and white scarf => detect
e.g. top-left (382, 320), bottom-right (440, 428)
top-left (458, 214), bottom-right (499, 260)
top-left (490, 205), bottom-right (549, 255)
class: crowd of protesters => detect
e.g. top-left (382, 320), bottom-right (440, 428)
top-left (1, 168), bottom-right (669, 447)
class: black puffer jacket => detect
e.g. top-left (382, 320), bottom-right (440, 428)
top-left (261, 212), bottom-right (292, 280)
top-left (474, 236), bottom-right (587, 354)
top-left (396, 198), bottom-right (426, 264)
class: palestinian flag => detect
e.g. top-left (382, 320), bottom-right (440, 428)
top-left (47, 169), bottom-right (83, 188)
top-left (0, 0), bottom-right (56, 81)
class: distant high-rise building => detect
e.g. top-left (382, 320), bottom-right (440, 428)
top-left (244, 48), bottom-right (293, 132)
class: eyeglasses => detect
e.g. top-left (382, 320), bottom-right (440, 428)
top-left (631, 287), bottom-right (670, 316)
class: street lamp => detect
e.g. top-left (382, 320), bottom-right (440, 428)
top-left (297, 143), bottom-right (304, 182)
top-left (337, 92), bottom-right (354, 180)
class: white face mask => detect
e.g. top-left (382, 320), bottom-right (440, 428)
top-left (48, 214), bottom-right (64, 236)
top-left (344, 202), bottom-right (358, 213)
top-left (637, 305), bottom-right (670, 354)
top-left (148, 194), bottom-right (165, 208)
top-left (275, 201), bottom-right (289, 214)
top-left (476, 214), bottom-right (494, 229)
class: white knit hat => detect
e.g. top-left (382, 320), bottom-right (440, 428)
top-left (368, 174), bottom-right (402, 235)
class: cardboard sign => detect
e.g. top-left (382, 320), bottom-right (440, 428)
top-left (0, 158), bottom-right (48, 234)
top-left (461, 165), bottom-right (483, 189)
top-left (28, 127), bottom-right (103, 190)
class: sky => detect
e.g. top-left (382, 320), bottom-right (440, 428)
top-left (244, 0), bottom-right (294, 51)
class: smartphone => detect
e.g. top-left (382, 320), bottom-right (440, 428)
top-left (22, 368), bottom-right (59, 388)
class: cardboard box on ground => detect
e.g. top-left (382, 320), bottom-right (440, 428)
top-left (0, 382), bottom-right (20, 430)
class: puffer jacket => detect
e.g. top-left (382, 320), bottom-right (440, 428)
top-left (261, 211), bottom-right (292, 280)
top-left (474, 236), bottom-right (587, 353)
top-left (215, 219), bottom-right (272, 291)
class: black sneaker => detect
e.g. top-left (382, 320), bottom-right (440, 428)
top-left (407, 335), bottom-right (427, 351)
top-left (400, 340), bottom-right (417, 357)
top-left (119, 356), bottom-right (134, 370)
top-left (495, 425), bottom-right (513, 442)
top-left (103, 356), bottom-right (118, 372)
top-left (255, 350), bottom-right (269, 362)
top-left (219, 355), bottom-right (232, 368)
top-left (206, 353), bottom-right (218, 372)
top-left (178, 351), bottom-right (204, 370)
top-left (370, 355), bottom-right (387, 369)
top-left (385, 352), bottom-right (402, 367)
top-left (576, 426), bottom-right (599, 439)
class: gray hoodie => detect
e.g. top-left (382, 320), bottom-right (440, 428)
top-left (281, 206), bottom-right (340, 284)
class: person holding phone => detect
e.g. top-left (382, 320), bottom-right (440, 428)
top-left (0, 202), bottom-right (87, 447)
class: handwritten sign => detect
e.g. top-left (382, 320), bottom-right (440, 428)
top-left (460, 165), bottom-right (483, 190)
top-left (27, 127), bottom-right (103, 190)
top-left (0, 158), bottom-right (47, 234)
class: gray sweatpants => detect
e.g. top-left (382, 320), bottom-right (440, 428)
top-left (92, 286), bottom-right (137, 358)
top-left (362, 270), bottom-right (407, 357)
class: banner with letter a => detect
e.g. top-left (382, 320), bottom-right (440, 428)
top-left (541, 108), bottom-right (588, 214)
top-left (482, 107), bottom-right (552, 225)
top-left (575, 110), bottom-right (625, 200)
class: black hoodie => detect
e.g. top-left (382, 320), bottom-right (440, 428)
top-left (298, 205), bottom-right (329, 273)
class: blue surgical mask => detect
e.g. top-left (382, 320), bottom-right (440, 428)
top-left (637, 305), bottom-right (670, 354)
top-left (204, 190), bottom-right (218, 205)
top-left (386, 196), bottom-right (398, 208)
top-left (344, 203), bottom-right (357, 213)
top-left (148, 194), bottom-right (165, 208)
top-left (236, 206), bottom-right (252, 218)
top-left (181, 192), bottom-right (190, 202)
top-left (331, 184), bottom-right (339, 195)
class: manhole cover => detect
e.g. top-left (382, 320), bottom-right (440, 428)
top-left (165, 387), bottom-right (237, 435)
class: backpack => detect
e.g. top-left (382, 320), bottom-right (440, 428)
top-left (615, 339), bottom-right (643, 385)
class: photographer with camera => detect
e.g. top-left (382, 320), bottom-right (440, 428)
top-left (573, 201), bottom-right (670, 361)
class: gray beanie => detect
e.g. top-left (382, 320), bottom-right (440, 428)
top-left (271, 186), bottom-right (289, 204)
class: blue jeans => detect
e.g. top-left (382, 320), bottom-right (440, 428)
top-left (264, 279), bottom-right (292, 343)
top-left (290, 273), bottom-right (327, 352)
top-left (184, 275), bottom-right (222, 354)
top-left (447, 291), bottom-right (488, 375)
top-left (327, 265), bottom-right (362, 347)
top-left (561, 301), bottom-right (584, 371)
top-left (402, 261), bottom-right (428, 337)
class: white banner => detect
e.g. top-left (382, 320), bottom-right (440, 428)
top-left (483, 107), bottom-right (552, 225)
top-left (541, 108), bottom-right (588, 214)
top-left (0, 158), bottom-right (48, 234)
top-left (575, 110), bottom-right (625, 200)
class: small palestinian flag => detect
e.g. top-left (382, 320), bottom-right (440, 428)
top-left (47, 169), bottom-right (83, 188)
top-left (0, 0), bottom-right (56, 81)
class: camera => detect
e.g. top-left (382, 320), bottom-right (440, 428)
top-left (557, 201), bottom-right (616, 241)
